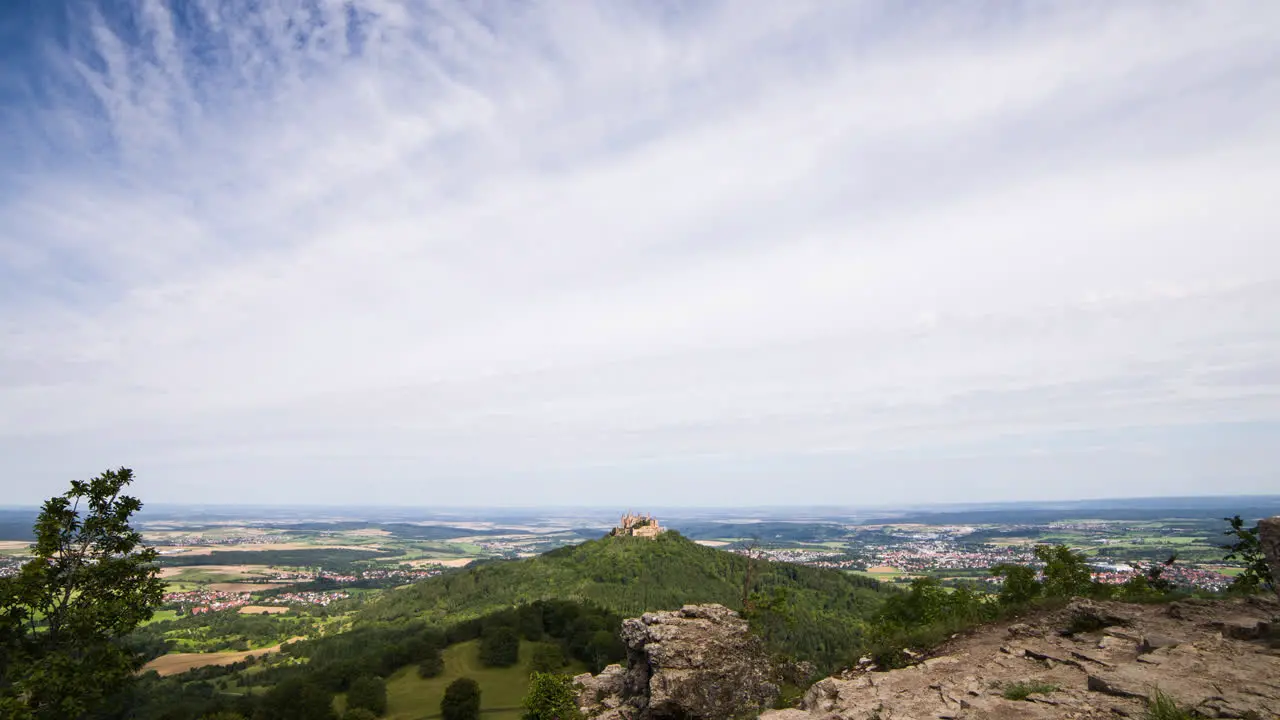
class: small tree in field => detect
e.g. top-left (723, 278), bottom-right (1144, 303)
top-left (441, 677), bottom-right (481, 720)
top-left (0, 468), bottom-right (166, 720)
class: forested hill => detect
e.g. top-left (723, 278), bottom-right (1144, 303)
top-left (359, 531), bottom-right (888, 671)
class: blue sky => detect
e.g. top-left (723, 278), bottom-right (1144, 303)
top-left (1, 1), bottom-right (1278, 506)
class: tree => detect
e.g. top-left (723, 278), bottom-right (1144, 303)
top-left (256, 677), bottom-right (337, 720)
top-left (530, 643), bottom-right (566, 674)
top-left (521, 672), bottom-right (582, 720)
top-left (0, 468), bottom-right (166, 720)
top-left (479, 625), bottom-right (520, 667)
top-left (343, 710), bottom-right (378, 720)
top-left (346, 675), bottom-right (387, 716)
top-left (441, 677), bottom-right (481, 720)
top-left (992, 564), bottom-right (1041, 606)
top-left (418, 647), bottom-right (445, 678)
top-left (1034, 545), bottom-right (1093, 598)
top-left (1222, 515), bottom-right (1274, 594)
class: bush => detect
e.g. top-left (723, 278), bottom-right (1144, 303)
top-left (343, 710), bottom-right (379, 720)
top-left (442, 677), bottom-right (481, 720)
top-left (480, 625), bottom-right (520, 668)
top-left (521, 673), bottom-right (582, 720)
top-left (346, 676), bottom-right (387, 716)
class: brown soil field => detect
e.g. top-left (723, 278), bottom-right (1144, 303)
top-left (865, 565), bottom-right (900, 573)
top-left (238, 605), bottom-right (289, 614)
top-left (142, 637), bottom-right (305, 676)
top-left (207, 582), bottom-right (289, 592)
top-left (404, 557), bottom-right (475, 568)
top-left (0, 541), bottom-right (32, 551)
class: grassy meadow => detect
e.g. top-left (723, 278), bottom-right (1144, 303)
top-left (341, 639), bottom-right (587, 720)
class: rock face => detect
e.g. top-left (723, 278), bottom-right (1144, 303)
top-left (574, 604), bottom-right (779, 720)
top-left (760, 596), bottom-right (1280, 720)
top-left (1261, 515), bottom-right (1280, 600)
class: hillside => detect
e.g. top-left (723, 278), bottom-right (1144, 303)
top-left (360, 532), bottom-right (887, 670)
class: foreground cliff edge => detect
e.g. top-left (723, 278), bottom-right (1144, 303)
top-left (571, 517), bottom-right (1280, 720)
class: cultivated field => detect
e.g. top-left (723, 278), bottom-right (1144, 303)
top-left (142, 636), bottom-right (305, 676)
top-left (208, 582), bottom-right (289, 592)
top-left (238, 605), bottom-right (289, 614)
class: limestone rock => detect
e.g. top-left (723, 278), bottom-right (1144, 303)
top-left (1260, 516), bottom-right (1280, 600)
top-left (763, 597), bottom-right (1280, 720)
top-left (575, 604), bottom-right (778, 720)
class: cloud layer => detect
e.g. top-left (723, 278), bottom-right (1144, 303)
top-left (2, 0), bottom-right (1279, 506)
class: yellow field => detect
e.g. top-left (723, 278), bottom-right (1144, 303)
top-left (238, 605), bottom-right (289, 614)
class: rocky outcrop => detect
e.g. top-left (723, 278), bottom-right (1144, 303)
top-left (760, 597), bottom-right (1280, 719)
top-left (1260, 515), bottom-right (1280, 600)
top-left (574, 604), bottom-right (779, 720)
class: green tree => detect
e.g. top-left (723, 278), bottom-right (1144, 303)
top-left (417, 647), bottom-right (445, 678)
top-left (1222, 515), bottom-right (1274, 594)
top-left (0, 468), bottom-right (166, 720)
top-left (479, 625), bottom-right (520, 667)
top-left (1034, 545), bottom-right (1093, 598)
top-left (342, 709), bottom-right (378, 720)
top-left (992, 563), bottom-right (1041, 605)
top-left (521, 672), bottom-right (582, 720)
top-left (346, 675), bottom-right (387, 716)
top-left (530, 643), bottom-right (566, 674)
top-left (441, 677), bottom-right (481, 720)
top-left (256, 677), bottom-right (337, 720)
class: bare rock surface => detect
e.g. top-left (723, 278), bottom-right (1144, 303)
top-left (759, 597), bottom-right (1280, 720)
top-left (574, 604), bottom-right (779, 720)
top-left (1260, 516), bottom-right (1280, 601)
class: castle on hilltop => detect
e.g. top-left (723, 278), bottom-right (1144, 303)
top-left (611, 511), bottom-right (665, 539)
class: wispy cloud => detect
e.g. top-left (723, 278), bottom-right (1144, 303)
top-left (2, 1), bottom-right (1278, 505)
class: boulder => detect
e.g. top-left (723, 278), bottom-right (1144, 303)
top-left (575, 604), bottom-right (778, 720)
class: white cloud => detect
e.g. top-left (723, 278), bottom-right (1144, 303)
top-left (1, 0), bottom-right (1279, 505)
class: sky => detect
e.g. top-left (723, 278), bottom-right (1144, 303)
top-left (1, 1), bottom-right (1279, 507)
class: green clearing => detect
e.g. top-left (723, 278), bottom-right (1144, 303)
top-left (345, 639), bottom-right (586, 720)
top-left (143, 609), bottom-right (179, 625)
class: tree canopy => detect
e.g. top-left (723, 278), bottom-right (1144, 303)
top-left (0, 468), bottom-right (165, 720)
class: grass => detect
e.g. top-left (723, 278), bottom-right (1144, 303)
top-left (357, 639), bottom-right (587, 720)
top-left (142, 609), bottom-right (179, 625)
top-left (1002, 681), bottom-right (1059, 701)
top-left (1144, 690), bottom-right (1196, 720)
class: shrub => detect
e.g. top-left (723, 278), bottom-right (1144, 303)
top-left (343, 710), bottom-right (379, 720)
top-left (1002, 681), bottom-right (1058, 701)
top-left (441, 677), bottom-right (481, 720)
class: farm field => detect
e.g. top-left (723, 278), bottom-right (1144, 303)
top-left (142, 636), bottom-right (305, 676)
top-left (362, 639), bottom-right (587, 720)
